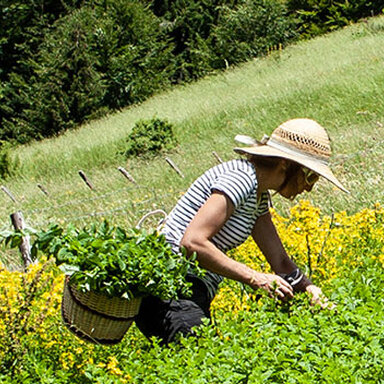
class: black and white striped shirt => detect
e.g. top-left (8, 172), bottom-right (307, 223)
top-left (162, 159), bottom-right (270, 252)
top-left (161, 159), bottom-right (270, 297)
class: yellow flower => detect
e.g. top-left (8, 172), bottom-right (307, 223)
top-left (107, 356), bottom-right (123, 376)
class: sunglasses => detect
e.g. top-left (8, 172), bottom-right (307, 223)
top-left (302, 167), bottom-right (319, 186)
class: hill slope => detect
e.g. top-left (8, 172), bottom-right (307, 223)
top-left (2, 16), bottom-right (384, 231)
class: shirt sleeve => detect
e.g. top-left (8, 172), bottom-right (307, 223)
top-left (256, 191), bottom-right (271, 217)
top-left (210, 169), bottom-right (256, 209)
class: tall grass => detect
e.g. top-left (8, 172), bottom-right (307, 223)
top-left (1, 16), bottom-right (384, 234)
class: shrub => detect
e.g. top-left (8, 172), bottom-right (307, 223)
top-left (0, 260), bottom-right (62, 376)
top-left (0, 0), bottom-right (85, 143)
top-left (211, 0), bottom-right (296, 67)
top-left (0, 141), bottom-right (18, 179)
top-left (286, 0), bottom-right (384, 38)
top-left (122, 118), bottom-right (178, 158)
top-left (145, 0), bottom-right (238, 81)
top-left (1, 0), bottom-right (382, 144)
top-left (4, 1), bottom-right (176, 143)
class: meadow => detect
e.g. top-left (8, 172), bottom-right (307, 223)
top-left (1, 15), bottom-right (384, 384)
top-left (1, 16), bottom-right (384, 232)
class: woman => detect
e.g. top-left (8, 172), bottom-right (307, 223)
top-left (135, 118), bottom-right (349, 345)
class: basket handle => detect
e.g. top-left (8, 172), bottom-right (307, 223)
top-left (136, 209), bottom-right (168, 230)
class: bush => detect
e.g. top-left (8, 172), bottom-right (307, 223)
top-left (0, 141), bottom-right (18, 179)
top-left (286, 0), bottom-right (384, 38)
top-left (211, 0), bottom-right (296, 67)
top-left (0, 0), bottom-right (84, 143)
top-left (122, 118), bottom-right (178, 158)
top-left (4, 1), bottom-right (176, 142)
top-left (1, 0), bottom-right (382, 144)
top-left (144, 0), bottom-right (238, 81)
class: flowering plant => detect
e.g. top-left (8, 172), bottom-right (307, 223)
top-left (2, 202), bottom-right (384, 382)
top-left (2, 221), bottom-right (202, 300)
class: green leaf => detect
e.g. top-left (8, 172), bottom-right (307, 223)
top-left (59, 264), bottom-right (79, 275)
top-left (118, 259), bottom-right (126, 271)
top-left (91, 238), bottom-right (104, 249)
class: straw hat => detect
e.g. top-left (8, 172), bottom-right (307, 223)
top-left (234, 118), bottom-right (349, 193)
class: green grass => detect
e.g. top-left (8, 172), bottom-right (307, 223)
top-left (1, 16), bottom-right (384, 236)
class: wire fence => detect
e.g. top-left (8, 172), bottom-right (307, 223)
top-left (0, 158), bottom-right (194, 270)
top-left (2, 135), bottom-right (384, 230)
top-left (0, 150), bottom-right (231, 231)
top-left (1, 133), bottom-right (384, 271)
top-left (1, 184), bottom-right (182, 233)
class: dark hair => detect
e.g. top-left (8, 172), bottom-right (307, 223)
top-left (248, 155), bottom-right (282, 169)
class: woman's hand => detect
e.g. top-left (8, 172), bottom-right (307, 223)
top-left (306, 284), bottom-right (336, 309)
top-left (250, 272), bottom-right (294, 300)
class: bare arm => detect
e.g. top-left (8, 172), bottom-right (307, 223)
top-left (180, 191), bottom-right (293, 299)
top-left (252, 212), bottom-right (333, 308)
top-left (251, 211), bottom-right (300, 275)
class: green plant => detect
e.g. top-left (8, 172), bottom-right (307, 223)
top-left (122, 117), bottom-right (178, 158)
top-left (0, 260), bottom-right (59, 376)
top-left (286, 0), bottom-right (384, 38)
top-left (3, 220), bottom-right (202, 300)
top-left (211, 0), bottom-right (296, 67)
top-left (0, 140), bottom-right (18, 179)
top-left (0, 0), bottom-right (84, 144)
top-left (2, 205), bottom-right (384, 382)
top-left (0, 141), bottom-right (12, 179)
top-left (97, 0), bottom-right (176, 110)
top-left (19, 7), bottom-right (107, 140)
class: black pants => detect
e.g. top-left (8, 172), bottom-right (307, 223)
top-left (135, 275), bottom-right (213, 345)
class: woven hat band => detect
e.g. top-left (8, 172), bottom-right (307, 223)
top-left (267, 137), bottom-right (329, 165)
top-left (272, 124), bottom-right (332, 159)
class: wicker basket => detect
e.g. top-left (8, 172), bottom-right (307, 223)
top-left (61, 276), bottom-right (142, 344)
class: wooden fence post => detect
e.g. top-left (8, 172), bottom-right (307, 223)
top-left (10, 211), bottom-right (33, 270)
top-left (118, 166), bottom-right (136, 184)
top-left (212, 151), bottom-right (223, 164)
top-left (165, 157), bottom-right (184, 178)
top-left (79, 170), bottom-right (95, 190)
top-left (1, 185), bottom-right (17, 203)
top-left (37, 183), bottom-right (49, 196)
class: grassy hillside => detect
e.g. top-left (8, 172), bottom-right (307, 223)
top-left (1, 16), bottom-right (384, 235)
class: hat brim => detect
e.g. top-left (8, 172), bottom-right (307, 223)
top-left (234, 144), bottom-right (349, 193)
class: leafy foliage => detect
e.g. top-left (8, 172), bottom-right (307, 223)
top-left (1, 203), bottom-right (384, 382)
top-left (286, 0), bottom-right (384, 38)
top-left (0, 0), bottom-right (84, 143)
top-left (211, 0), bottom-right (296, 67)
top-left (17, 7), bottom-right (107, 140)
top-left (122, 118), bottom-right (178, 158)
top-left (0, 0), bottom-right (382, 143)
top-left (0, 260), bottom-right (60, 376)
top-left (3, 220), bottom-right (202, 300)
top-left (1, 1), bottom-right (175, 143)
top-left (144, 0), bottom-right (233, 81)
top-left (97, 0), bottom-right (176, 110)
top-left (0, 141), bottom-right (18, 179)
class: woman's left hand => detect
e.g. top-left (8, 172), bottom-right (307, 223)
top-left (306, 284), bottom-right (336, 310)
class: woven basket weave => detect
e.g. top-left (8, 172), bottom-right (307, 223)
top-left (61, 276), bottom-right (142, 344)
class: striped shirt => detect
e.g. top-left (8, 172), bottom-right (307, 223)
top-left (161, 159), bottom-right (270, 298)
